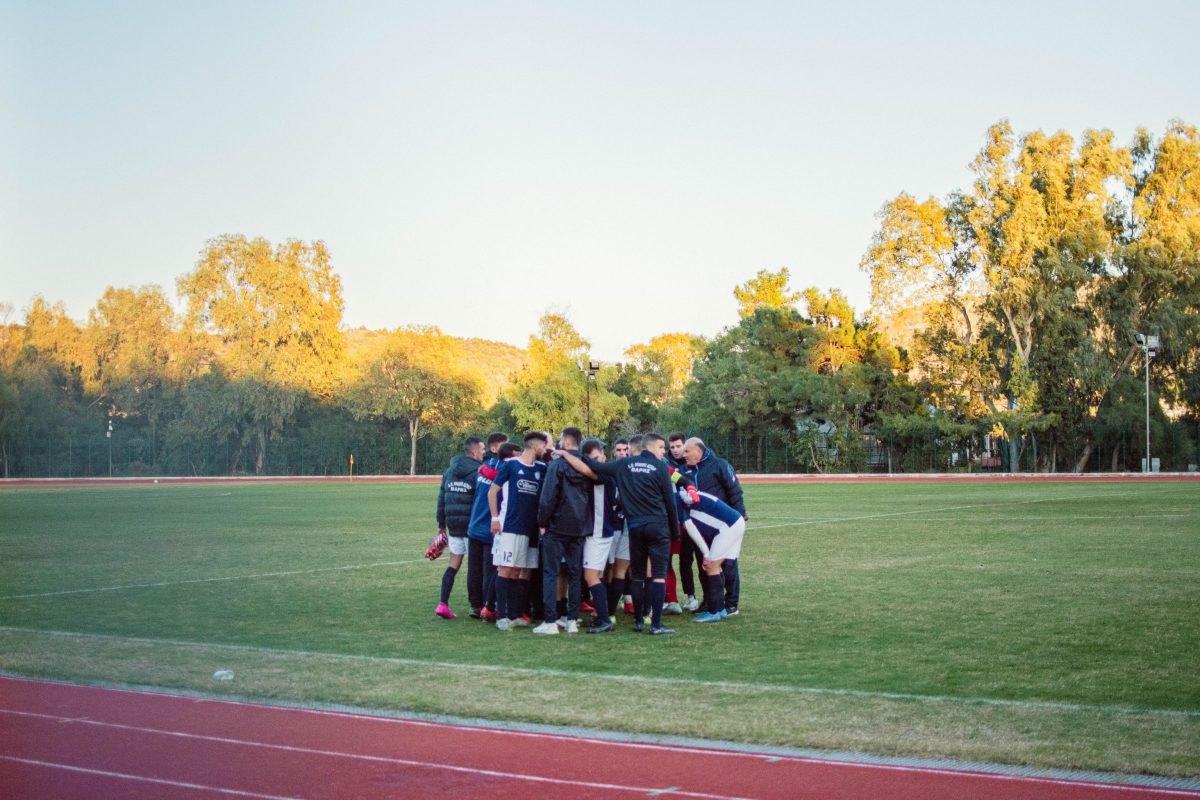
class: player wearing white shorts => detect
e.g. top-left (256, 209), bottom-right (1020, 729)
top-left (604, 439), bottom-right (633, 615)
top-left (577, 439), bottom-right (620, 633)
top-left (487, 432), bottom-right (549, 631)
top-left (678, 489), bottom-right (746, 623)
top-left (431, 436), bottom-right (485, 620)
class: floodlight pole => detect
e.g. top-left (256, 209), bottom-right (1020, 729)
top-left (1145, 344), bottom-right (1150, 473)
top-left (106, 418), bottom-right (113, 478)
top-left (1136, 333), bottom-right (1158, 473)
top-left (584, 360), bottom-right (600, 437)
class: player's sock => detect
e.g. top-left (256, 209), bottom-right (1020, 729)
top-left (515, 579), bottom-right (530, 620)
top-left (556, 598), bottom-right (567, 618)
top-left (650, 581), bottom-right (666, 628)
top-left (706, 574), bottom-right (726, 615)
top-left (589, 582), bottom-right (610, 623)
top-left (494, 575), bottom-right (508, 620)
top-left (666, 568), bottom-right (678, 604)
top-left (629, 579), bottom-right (645, 623)
top-left (440, 566), bottom-right (458, 605)
top-left (483, 567), bottom-right (496, 612)
top-left (607, 577), bottom-right (624, 614)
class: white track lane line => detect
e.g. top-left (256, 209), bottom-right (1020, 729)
top-left (3, 626), bottom-right (1197, 719)
top-left (0, 708), bottom-right (753, 800)
top-left (744, 487), bottom-right (1195, 531)
top-left (0, 559), bottom-right (426, 601)
top-left (4, 707), bottom-right (1198, 798)
top-left (0, 754), bottom-right (299, 799)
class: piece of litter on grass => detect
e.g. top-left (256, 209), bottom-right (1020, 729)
top-left (212, 669), bottom-right (235, 681)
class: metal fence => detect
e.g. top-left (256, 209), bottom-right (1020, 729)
top-left (5, 418), bottom-right (1195, 478)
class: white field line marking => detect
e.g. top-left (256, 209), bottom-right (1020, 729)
top-left (7, 487), bottom-right (1188, 597)
top-left (4, 707), bottom-right (1198, 799)
top-left (849, 515), bottom-right (1194, 521)
top-left (4, 626), bottom-right (1197, 720)
top-left (745, 487), bottom-right (1195, 531)
top-left (0, 709), bottom-right (753, 800)
top-left (0, 754), bottom-right (299, 799)
top-left (0, 559), bottom-right (426, 601)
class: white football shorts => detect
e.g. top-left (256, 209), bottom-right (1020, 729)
top-left (608, 525), bottom-right (630, 563)
top-left (493, 531), bottom-right (538, 569)
top-left (584, 536), bottom-right (613, 571)
top-left (708, 518), bottom-right (746, 562)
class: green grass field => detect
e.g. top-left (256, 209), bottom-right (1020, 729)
top-left (1, 480), bottom-right (1198, 776)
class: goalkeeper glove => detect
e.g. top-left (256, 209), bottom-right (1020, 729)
top-left (425, 529), bottom-right (449, 560)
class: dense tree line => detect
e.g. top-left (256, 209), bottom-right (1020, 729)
top-left (1, 121), bottom-right (1196, 477)
top-left (861, 120), bottom-right (1199, 472)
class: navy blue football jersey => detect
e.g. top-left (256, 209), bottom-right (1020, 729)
top-left (494, 457), bottom-right (546, 537)
top-left (682, 491), bottom-right (743, 541)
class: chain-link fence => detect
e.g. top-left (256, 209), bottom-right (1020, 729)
top-left (7, 413), bottom-right (1194, 478)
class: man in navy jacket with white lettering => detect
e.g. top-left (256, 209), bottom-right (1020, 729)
top-left (683, 437), bottom-right (747, 615)
top-left (554, 433), bottom-right (680, 635)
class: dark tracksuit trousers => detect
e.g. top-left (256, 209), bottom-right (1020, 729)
top-left (628, 521), bottom-right (671, 628)
top-left (678, 532), bottom-right (698, 597)
top-left (540, 533), bottom-right (584, 623)
top-left (467, 538), bottom-right (493, 611)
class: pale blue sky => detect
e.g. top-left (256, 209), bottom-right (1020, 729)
top-left (2, 1), bottom-right (1197, 359)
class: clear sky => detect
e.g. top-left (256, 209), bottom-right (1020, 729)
top-left (2, 1), bottom-right (1197, 360)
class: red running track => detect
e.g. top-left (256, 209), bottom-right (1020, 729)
top-left (0, 677), bottom-right (1195, 800)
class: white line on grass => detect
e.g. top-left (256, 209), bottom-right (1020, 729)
top-left (745, 487), bottom-right (1195, 531)
top-left (0, 559), bottom-right (426, 601)
top-left (4, 626), bottom-right (1197, 720)
top-left (0, 709), bottom-right (754, 800)
top-left (8, 488), bottom-right (1189, 597)
top-left (829, 515), bottom-right (1196, 524)
top-left (0, 754), bottom-right (299, 799)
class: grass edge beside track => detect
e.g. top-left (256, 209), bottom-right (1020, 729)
top-left (1, 627), bottom-right (1198, 779)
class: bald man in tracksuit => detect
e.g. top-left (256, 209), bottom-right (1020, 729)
top-left (683, 438), bottom-right (747, 615)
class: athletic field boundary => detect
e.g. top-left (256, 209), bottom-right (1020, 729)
top-left (3, 672), bottom-right (1198, 794)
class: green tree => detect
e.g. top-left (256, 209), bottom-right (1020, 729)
top-left (1071, 121), bottom-right (1200, 470)
top-left (801, 287), bottom-right (874, 373)
top-left (344, 339), bottom-right (479, 475)
top-left (863, 121), bottom-right (1131, 471)
top-left (622, 332), bottom-right (705, 406)
top-left (506, 313), bottom-right (628, 435)
top-left (177, 235), bottom-right (346, 472)
top-left (860, 193), bottom-right (976, 354)
top-left (0, 371), bottom-right (18, 477)
top-left (83, 285), bottom-right (178, 468)
top-left (24, 297), bottom-right (85, 379)
top-left (733, 268), bottom-right (802, 318)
